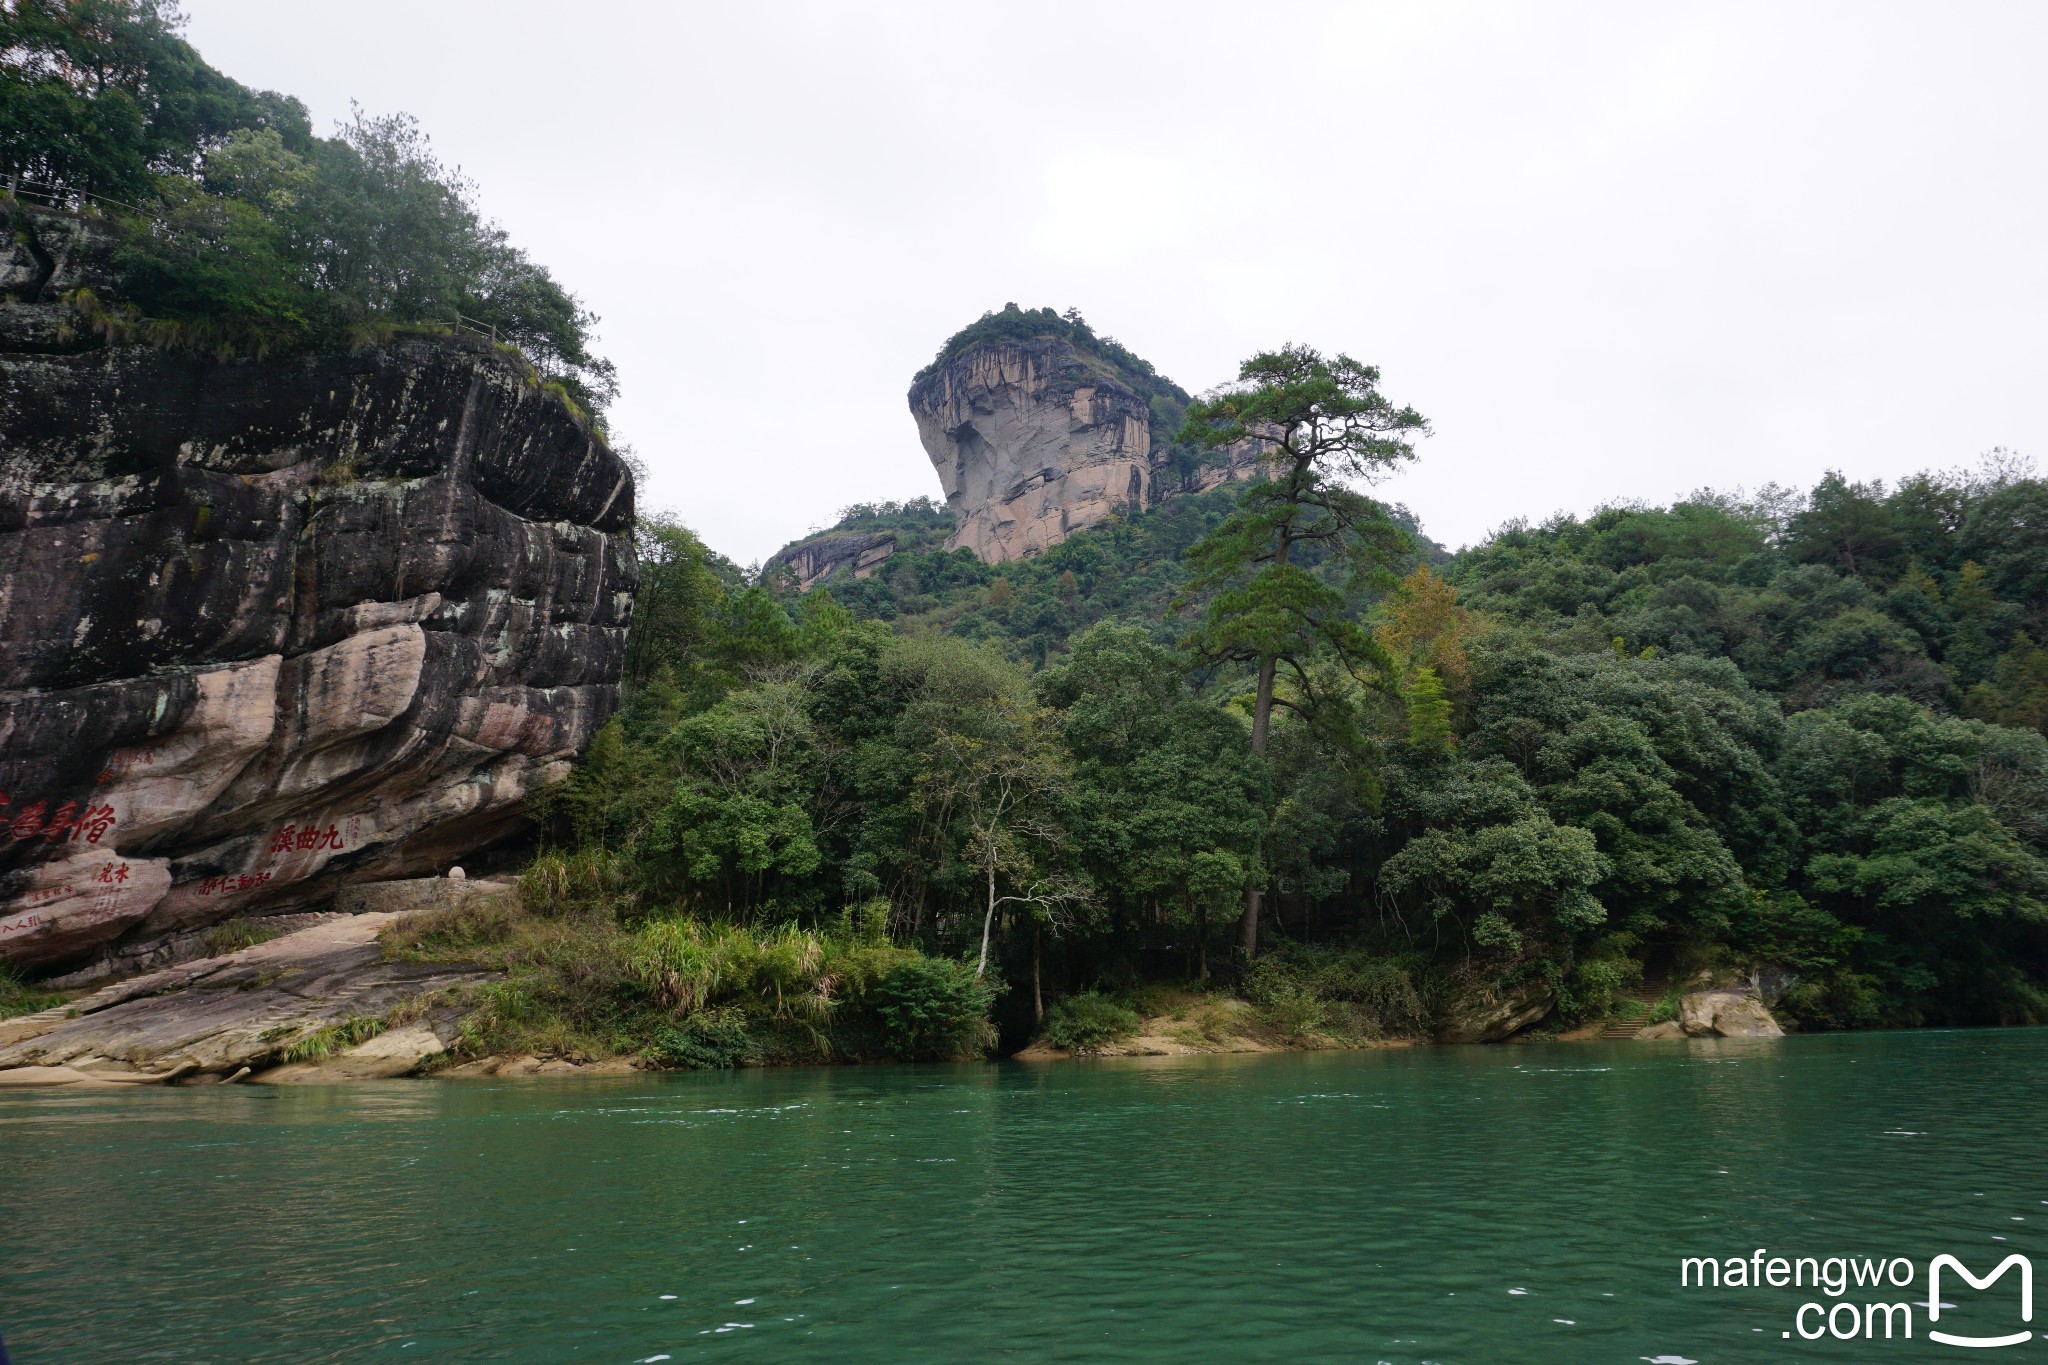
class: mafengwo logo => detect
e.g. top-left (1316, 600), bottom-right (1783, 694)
top-left (1678, 1250), bottom-right (2032, 1345)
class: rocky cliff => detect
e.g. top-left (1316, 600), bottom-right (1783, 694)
top-left (0, 205), bottom-right (634, 976)
top-left (907, 307), bottom-right (1266, 564)
top-left (764, 530), bottom-right (899, 591)
top-left (762, 497), bottom-right (955, 594)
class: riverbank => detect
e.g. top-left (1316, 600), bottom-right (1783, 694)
top-left (0, 891), bottom-right (499, 1088)
top-left (0, 876), bottom-right (1002, 1087)
top-left (0, 882), bottom-right (1788, 1088)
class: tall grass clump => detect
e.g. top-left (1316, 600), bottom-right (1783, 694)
top-left (0, 965), bottom-right (65, 1022)
top-left (280, 1015), bottom-right (385, 1063)
top-left (384, 878), bottom-right (995, 1067)
top-left (204, 919), bottom-right (278, 956)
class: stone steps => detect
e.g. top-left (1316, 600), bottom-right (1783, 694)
top-left (1595, 978), bottom-right (1673, 1040)
top-left (0, 1002), bottom-right (79, 1048)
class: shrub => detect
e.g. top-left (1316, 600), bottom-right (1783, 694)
top-left (383, 894), bottom-right (523, 960)
top-left (1166, 999), bottom-right (1243, 1046)
top-left (625, 918), bottom-right (746, 1012)
top-left (456, 977), bottom-right (630, 1060)
top-left (1558, 954), bottom-right (1642, 1025)
top-left (1244, 945), bottom-right (1430, 1040)
top-left (1255, 984), bottom-right (1326, 1041)
top-left (870, 958), bottom-right (996, 1060)
top-left (519, 848), bottom-right (638, 919)
top-left (391, 881), bottom-right (978, 1064)
top-left (1042, 992), bottom-right (1140, 1053)
top-left (652, 1008), bottom-right (754, 1069)
top-left (1778, 969), bottom-right (1888, 1031)
top-left (624, 919), bottom-right (847, 1023)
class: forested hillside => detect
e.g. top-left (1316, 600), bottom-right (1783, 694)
top-left (568, 338), bottom-right (2048, 1051)
top-left (788, 490), bottom-right (1440, 664)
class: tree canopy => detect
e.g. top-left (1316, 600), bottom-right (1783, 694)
top-left (2, 0), bottom-right (614, 417)
top-left (1173, 344), bottom-right (1428, 954)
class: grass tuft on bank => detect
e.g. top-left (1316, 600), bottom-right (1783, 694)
top-left (0, 964), bottom-right (66, 1022)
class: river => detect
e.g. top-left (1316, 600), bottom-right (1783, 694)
top-left (3, 1030), bottom-right (2044, 1361)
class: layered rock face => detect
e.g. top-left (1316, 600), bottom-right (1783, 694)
top-left (0, 894), bottom-right (499, 1081)
top-left (1435, 977), bottom-right (1556, 1044)
top-left (909, 331), bottom-right (1267, 564)
top-left (0, 206), bottom-right (634, 974)
top-left (764, 530), bottom-right (898, 591)
top-left (911, 339), bottom-right (1154, 563)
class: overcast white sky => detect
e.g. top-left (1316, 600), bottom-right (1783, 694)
top-left (183, 1), bottom-right (2046, 565)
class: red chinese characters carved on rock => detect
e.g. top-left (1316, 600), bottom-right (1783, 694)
top-left (196, 871), bottom-right (272, 897)
top-left (268, 822), bottom-right (345, 856)
top-left (0, 794), bottom-right (117, 843)
top-left (97, 748), bottom-right (156, 782)
top-left (92, 861), bottom-right (130, 885)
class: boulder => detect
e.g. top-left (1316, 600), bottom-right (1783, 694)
top-left (1678, 988), bottom-right (1785, 1038)
top-left (1436, 978), bottom-right (1556, 1044)
top-left (1635, 1020), bottom-right (1688, 1041)
top-left (0, 203), bottom-right (634, 972)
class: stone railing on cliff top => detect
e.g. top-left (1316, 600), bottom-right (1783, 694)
top-left (0, 204), bottom-right (636, 974)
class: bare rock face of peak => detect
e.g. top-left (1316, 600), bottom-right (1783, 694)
top-left (908, 311), bottom-right (1267, 564)
top-left (0, 206), bottom-right (634, 976)
top-left (911, 338), bottom-right (1154, 563)
top-left (765, 530), bottom-right (898, 592)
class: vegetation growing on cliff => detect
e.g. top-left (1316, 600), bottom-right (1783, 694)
top-left (784, 484), bottom-right (1437, 672)
top-left (1, 0), bottom-right (615, 417)
top-left (794, 497), bottom-right (956, 557)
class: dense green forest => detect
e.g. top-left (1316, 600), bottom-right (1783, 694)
top-left (1, 0), bottom-right (616, 418)
top-left (547, 338), bottom-right (2048, 1060)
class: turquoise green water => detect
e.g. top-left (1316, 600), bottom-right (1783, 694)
top-left (3, 1031), bottom-right (2045, 1361)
